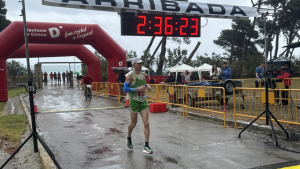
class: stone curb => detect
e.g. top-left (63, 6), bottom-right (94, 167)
top-left (20, 95), bottom-right (56, 169)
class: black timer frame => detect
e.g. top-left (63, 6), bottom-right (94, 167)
top-left (120, 12), bottom-right (201, 37)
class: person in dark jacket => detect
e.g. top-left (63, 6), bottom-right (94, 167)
top-left (53, 72), bottom-right (57, 83)
top-left (43, 72), bottom-right (48, 82)
top-left (117, 71), bottom-right (126, 99)
top-left (220, 62), bottom-right (231, 81)
top-left (57, 72), bottom-right (61, 84)
top-left (62, 72), bottom-right (66, 83)
top-left (167, 73), bottom-right (176, 83)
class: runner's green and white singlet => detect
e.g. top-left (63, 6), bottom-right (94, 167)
top-left (129, 73), bottom-right (146, 102)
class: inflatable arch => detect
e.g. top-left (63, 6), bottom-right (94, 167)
top-left (10, 44), bottom-right (102, 83)
top-left (0, 21), bottom-right (126, 102)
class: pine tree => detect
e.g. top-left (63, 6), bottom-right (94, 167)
top-left (0, 0), bottom-right (11, 32)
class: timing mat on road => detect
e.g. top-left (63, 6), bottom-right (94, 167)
top-left (39, 106), bottom-right (125, 114)
top-left (251, 160), bottom-right (300, 169)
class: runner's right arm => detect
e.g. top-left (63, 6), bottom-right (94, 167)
top-left (123, 73), bottom-right (136, 92)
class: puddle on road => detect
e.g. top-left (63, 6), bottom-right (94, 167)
top-left (91, 146), bottom-right (112, 155)
top-left (103, 155), bottom-right (120, 161)
top-left (58, 112), bottom-right (80, 121)
top-left (92, 124), bottom-right (105, 132)
top-left (105, 128), bottom-right (122, 135)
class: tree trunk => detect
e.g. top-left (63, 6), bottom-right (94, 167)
top-left (145, 36), bottom-right (155, 53)
top-left (242, 0), bottom-right (261, 57)
top-left (184, 42), bottom-right (201, 64)
top-left (151, 38), bottom-right (163, 58)
top-left (273, 27), bottom-right (280, 59)
top-left (156, 37), bottom-right (167, 75)
top-left (284, 20), bottom-right (296, 58)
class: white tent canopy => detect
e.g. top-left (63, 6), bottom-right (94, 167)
top-left (197, 63), bottom-right (221, 79)
top-left (168, 64), bottom-right (199, 72)
top-left (167, 64), bottom-right (200, 83)
top-left (165, 64), bottom-right (181, 72)
top-left (198, 63), bottom-right (213, 72)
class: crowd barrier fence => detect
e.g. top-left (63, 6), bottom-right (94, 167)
top-left (233, 86), bottom-right (300, 128)
top-left (90, 78), bottom-right (300, 128)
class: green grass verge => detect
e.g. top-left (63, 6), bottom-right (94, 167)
top-left (0, 87), bottom-right (28, 143)
top-left (0, 87), bottom-right (27, 116)
top-left (8, 87), bottom-right (27, 98)
top-left (0, 114), bottom-right (28, 143)
top-left (0, 103), bottom-right (5, 116)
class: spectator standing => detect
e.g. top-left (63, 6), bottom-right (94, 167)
top-left (62, 72), bottom-right (66, 83)
top-left (53, 72), bottom-right (57, 83)
top-left (43, 72), bottom-right (48, 82)
top-left (117, 71), bottom-right (126, 100)
top-left (66, 71), bottom-right (70, 83)
top-left (270, 68), bottom-right (280, 103)
top-left (176, 72), bottom-right (182, 84)
top-left (255, 61), bottom-right (265, 88)
top-left (49, 72), bottom-right (54, 82)
top-left (167, 72), bottom-right (176, 83)
top-left (181, 70), bottom-right (191, 83)
top-left (277, 62), bottom-right (292, 105)
top-left (210, 65), bottom-right (220, 80)
top-left (220, 62), bottom-right (232, 81)
top-left (57, 72), bottom-right (61, 84)
top-left (76, 74), bottom-right (83, 87)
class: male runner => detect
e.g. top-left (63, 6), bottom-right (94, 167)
top-left (123, 57), bottom-right (153, 154)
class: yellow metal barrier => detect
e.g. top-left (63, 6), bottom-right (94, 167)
top-left (91, 82), bottom-right (107, 98)
top-left (91, 82), bottom-right (228, 127)
top-left (157, 84), bottom-right (186, 107)
top-left (234, 87), bottom-right (300, 128)
top-left (145, 84), bottom-right (159, 103)
top-left (182, 86), bottom-right (226, 127)
top-left (107, 83), bottom-right (121, 98)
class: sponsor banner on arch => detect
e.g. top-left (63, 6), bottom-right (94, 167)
top-left (42, 0), bottom-right (258, 19)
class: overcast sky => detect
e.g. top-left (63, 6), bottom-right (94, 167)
top-left (4, 0), bottom-right (299, 67)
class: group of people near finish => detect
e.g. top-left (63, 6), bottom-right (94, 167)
top-left (45, 71), bottom-right (71, 84)
top-left (167, 62), bottom-right (232, 84)
top-left (255, 61), bottom-right (293, 105)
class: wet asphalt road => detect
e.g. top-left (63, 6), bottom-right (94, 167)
top-left (28, 82), bottom-right (300, 169)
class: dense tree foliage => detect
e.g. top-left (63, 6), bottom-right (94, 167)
top-left (0, 0), bottom-right (11, 32)
top-left (6, 60), bottom-right (27, 76)
top-left (95, 52), bottom-right (108, 82)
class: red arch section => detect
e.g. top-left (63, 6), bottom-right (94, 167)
top-left (10, 44), bottom-right (102, 82)
top-left (0, 21), bottom-right (126, 102)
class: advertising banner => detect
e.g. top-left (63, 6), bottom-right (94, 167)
top-left (42, 0), bottom-right (258, 19)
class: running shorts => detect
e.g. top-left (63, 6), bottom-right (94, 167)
top-left (129, 99), bottom-right (149, 113)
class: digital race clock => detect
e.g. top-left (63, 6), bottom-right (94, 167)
top-left (121, 12), bottom-right (201, 37)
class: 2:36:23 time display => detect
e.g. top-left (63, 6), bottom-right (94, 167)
top-left (121, 12), bottom-right (201, 37)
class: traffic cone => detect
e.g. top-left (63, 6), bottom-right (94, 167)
top-left (33, 95), bottom-right (38, 114)
top-left (125, 93), bottom-right (129, 107)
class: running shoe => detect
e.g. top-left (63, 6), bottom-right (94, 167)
top-left (143, 146), bottom-right (153, 154)
top-left (126, 137), bottom-right (133, 149)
